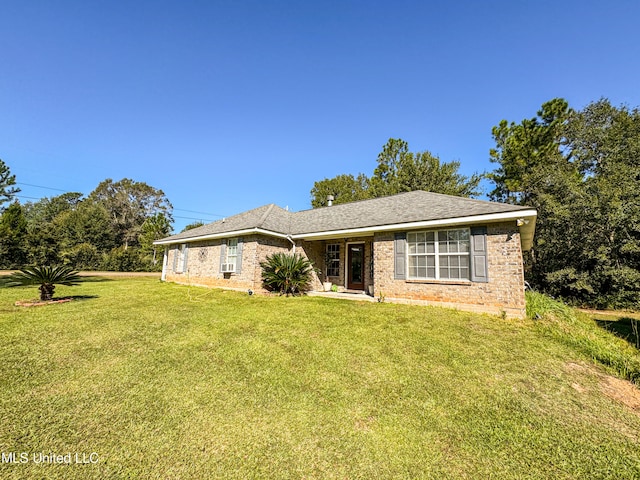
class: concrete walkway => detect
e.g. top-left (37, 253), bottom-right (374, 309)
top-left (307, 291), bottom-right (377, 302)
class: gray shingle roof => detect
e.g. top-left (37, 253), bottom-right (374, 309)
top-left (290, 190), bottom-right (529, 234)
top-left (156, 191), bottom-right (533, 244)
top-left (158, 203), bottom-right (291, 243)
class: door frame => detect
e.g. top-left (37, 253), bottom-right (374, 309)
top-left (345, 242), bottom-right (365, 291)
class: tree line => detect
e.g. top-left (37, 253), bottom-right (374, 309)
top-left (1, 97), bottom-right (639, 307)
top-left (0, 176), bottom-right (172, 272)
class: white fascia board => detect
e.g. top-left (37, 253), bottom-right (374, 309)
top-left (153, 228), bottom-right (290, 245)
top-left (292, 210), bottom-right (538, 240)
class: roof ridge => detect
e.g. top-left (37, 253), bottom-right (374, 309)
top-left (257, 203), bottom-right (276, 228)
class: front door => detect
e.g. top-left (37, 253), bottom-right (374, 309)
top-left (347, 244), bottom-right (365, 291)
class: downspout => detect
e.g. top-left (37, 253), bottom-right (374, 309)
top-left (286, 235), bottom-right (296, 254)
top-left (161, 246), bottom-right (168, 281)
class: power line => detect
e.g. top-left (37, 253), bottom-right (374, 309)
top-left (174, 207), bottom-right (225, 217)
top-left (174, 215), bottom-right (217, 222)
top-left (15, 194), bottom-right (42, 200)
top-left (16, 182), bottom-right (68, 192)
top-left (13, 180), bottom-right (228, 219)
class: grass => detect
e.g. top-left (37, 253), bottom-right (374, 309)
top-left (0, 278), bottom-right (638, 479)
top-left (526, 291), bottom-right (640, 385)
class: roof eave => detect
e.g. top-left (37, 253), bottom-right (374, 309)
top-left (153, 228), bottom-right (291, 245)
top-left (292, 210), bottom-right (538, 241)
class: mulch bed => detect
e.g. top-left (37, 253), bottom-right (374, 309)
top-left (15, 298), bottom-right (74, 307)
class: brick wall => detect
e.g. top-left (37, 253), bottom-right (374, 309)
top-left (162, 222), bottom-right (527, 317)
top-left (164, 234), bottom-right (300, 292)
top-left (373, 222), bottom-right (526, 317)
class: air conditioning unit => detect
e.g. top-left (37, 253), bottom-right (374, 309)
top-left (221, 263), bottom-right (236, 273)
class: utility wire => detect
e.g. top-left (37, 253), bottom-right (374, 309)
top-left (174, 207), bottom-right (225, 217)
top-left (14, 181), bottom-right (227, 219)
top-left (15, 194), bottom-right (43, 200)
top-left (16, 182), bottom-right (68, 192)
top-left (174, 215), bottom-right (217, 222)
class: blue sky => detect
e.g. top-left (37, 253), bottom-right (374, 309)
top-left (2, 1), bottom-right (639, 232)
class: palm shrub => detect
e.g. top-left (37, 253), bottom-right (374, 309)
top-left (0, 265), bottom-right (82, 301)
top-left (260, 252), bottom-right (314, 295)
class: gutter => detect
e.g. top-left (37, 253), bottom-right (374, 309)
top-left (153, 227), bottom-right (292, 245)
top-left (291, 210), bottom-right (537, 240)
top-left (155, 209), bottom-right (538, 250)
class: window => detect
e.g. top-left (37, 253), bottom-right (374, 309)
top-left (407, 229), bottom-right (470, 280)
top-left (176, 243), bottom-right (188, 273)
top-left (326, 244), bottom-right (340, 277)
top-left (226, 238), bottom-right (238, 266)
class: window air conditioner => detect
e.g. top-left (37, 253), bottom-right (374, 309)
top-left (221, 263), bottom-right (236, 273)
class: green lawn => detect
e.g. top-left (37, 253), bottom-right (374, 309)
top-left (0, 278), bottom-right (639, 479)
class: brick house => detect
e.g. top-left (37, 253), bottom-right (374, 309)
top-left (155, 191), bottom-right (536, 317)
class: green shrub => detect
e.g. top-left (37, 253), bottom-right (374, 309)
top-left (260, 252), bottom-right (314, 295)
top-left (62, 242), bottom-right (102, 270)
top-left (101, 247), bottom-right (146, 272)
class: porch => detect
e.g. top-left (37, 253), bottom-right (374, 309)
top-left (301, 237), bottom-right (374, 294)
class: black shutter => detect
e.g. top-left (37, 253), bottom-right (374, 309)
top-left (470, 227), bottom-right (488, 283)
top-left (394, 233), bottom-right (407, 280)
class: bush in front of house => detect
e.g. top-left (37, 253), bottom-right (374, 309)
top-left (260, 252), bottom-right (314, 296)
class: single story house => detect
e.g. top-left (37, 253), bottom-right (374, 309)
top-left (155, 190), bottom-right (536, 317)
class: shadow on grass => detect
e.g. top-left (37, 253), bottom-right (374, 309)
top-left (63, 295), bottom-right (99, 301)
top-left (77, 276), bottom-right (114, 283)
top-left (595, 317), bottom-right (640, 350)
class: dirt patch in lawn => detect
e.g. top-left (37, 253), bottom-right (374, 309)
top-left (566, 361), bottom-right (640, 413)
top-left (602, 375), bottom-right (640, 411)
top-left (15, 298), bottom-right (74, 307)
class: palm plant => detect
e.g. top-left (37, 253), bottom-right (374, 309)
top-left (0, 265), bottom-right (82, 301)
top-left (260, 253), bottom-right (314, 296)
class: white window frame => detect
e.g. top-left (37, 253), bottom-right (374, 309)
top-left (326, 243), bottom-right (340, 277)
top-left (407, 228), bottom-right (470, 280)
top-left (225, 238), bottom-right (238, 266)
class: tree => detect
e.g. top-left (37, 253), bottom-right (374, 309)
top-left (370, 139), bottom-right (482, 198)
top-left (0, 202), bottom-right (28, 268)
top-left (562, 99), bottom-right (640, 306)
top-left (181, 221), bottom-right (205, 232)
top-left (139, 212), bottom-right (172, 266)
top-left (488, 98), bottom-right (582, 289)
top-left (0, 159), bottom-right (20, 211)
top-left (54, 202), bottom-right (118, 269)
top-left (22, 193), bottom-right (86, 267)
top-left (488, 99), bottom-right (574, 205)
top-left (310, 138), bottom-right (482, 207)
top-left (489, 98), bottom-right (640, 307)
top-left (310, 173), bottom-right (370, 208)
top-left (88, 178), bottom-right (173, 249)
